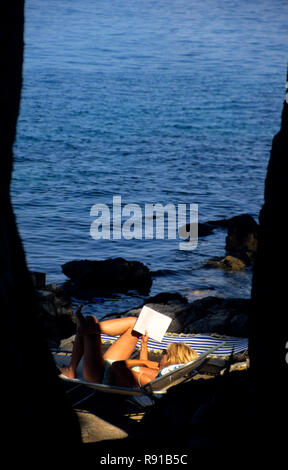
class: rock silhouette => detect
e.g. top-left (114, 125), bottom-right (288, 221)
top-left (62, 257), bottom-right (152, 295)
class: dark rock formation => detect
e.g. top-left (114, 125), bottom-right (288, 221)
top-left (62, 257), bottom-right (152, 296)
top-left (105, 293), bottom-right (249, 338)
top-left (183, 213), bottom-right (258, 241)
top-left (30, 271), bottom-right (46, 288)
top-left (156, 295), bottom-right (249, 337)
top-left (30, 271), bottom-right (76, 345)
top-left (36, 283), bottom-right (76, 346)
top-left (0, 4), bottom-right (81, 464)
top-left (179, 221), bottom-right (216, 237)
top-left (40, 288), bottom-right (249, 343)
top-left (185, 213), bottom-right (258, 269)
top-left (225, 214), bottom-right (258, 262)
top-left (250, 83), bottom-right (288, 413)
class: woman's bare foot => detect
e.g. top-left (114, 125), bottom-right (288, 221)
top-left (59, 366), bottom-right (75, 379)
top-left (75, 305), bottom-right (100, 335)
top-left (74, 305), bottom-right (84, 328)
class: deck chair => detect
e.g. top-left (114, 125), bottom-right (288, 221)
top-left (54, 342), bottom-right (226, 408)
top-left (100, 331), bottom-right (248, 357)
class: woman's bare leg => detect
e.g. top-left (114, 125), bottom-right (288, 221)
top-left (80, 316), bottom-right (139, 379)
top-left (81, 332), bottom-right (105, 382)
top-left (61, 310), bottom-right (139, 381)
top-left (75, 306), bottom-right (105, 382)
top-left (60, 333), bottom-right (84, 379)
top-left (79, 314), bottom-right (139, 361)
top-left (101, 317), bottom-right (140, 361)
top-left (61, 306), bottom-right (104, 382)
top-left (98, 316), bottom-right (137, 336)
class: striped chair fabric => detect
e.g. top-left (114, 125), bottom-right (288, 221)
top-left (101, 332), bottom-right (248, 358)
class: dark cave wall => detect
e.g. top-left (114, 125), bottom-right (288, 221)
top-left (250, 77), bottom-right (288, 418)
top-left (0, 2), bottom-right (82, 463)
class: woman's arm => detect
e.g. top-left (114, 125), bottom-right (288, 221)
top-left (132, 367), bottom-right (159, 386)
top-left (125, 331), bottom-right (159, 369)
top-left (124, 358), bottom-right (159, 369)
top-left (139, 330), bottom-right (149, 361)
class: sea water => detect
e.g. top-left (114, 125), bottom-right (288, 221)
top-left (12, 0), bottom-right (287, 317)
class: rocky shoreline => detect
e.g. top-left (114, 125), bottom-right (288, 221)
top-left (33, 287), bottom-right (250, 350)
top-left (35, 280), bottom-right (249, 348)
top-left (33, 213), bottom-right (256, 346)
top-left (61, 213), bottom-right (258, 297)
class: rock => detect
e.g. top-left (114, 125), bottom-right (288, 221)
top-left (225, 214), bottom-right (258, 261)
top-left (229, 313), bottom-right (249, 337)
top-left (62, 257), bottom-right (152, 296)
top-left (30, 271), bottom-right (46, 288)
top-left (101, 292), bottom-right (191, 333)
top-left (146, 292), bottom-right (189, 305)
top-left (41, 279), bottom-right (249, 342)
top-left (77, 410), bottom-right (128, 443)
top-left (182, 213), bottom-right (258, 241)
top-left (189, 312), bottom-right (231, 335)
top-left (140, 369), bottom-right (254, 458)
top-left (118, 294), bottom-right (249, 337)
top-left (36, 283), bottom-right (76, 346)
top-left (250, 96), bottom-right (288, 395)
top-left (183, 214), bottom-right (258, 266)
top-left (181, 297), bottom-right (249, 336)
top-left (206, 255), bottom-right (246, 271)
top-left (145, 300), bottom-right (193, 333)
top-left (179, 222), bottom-right (216, 238)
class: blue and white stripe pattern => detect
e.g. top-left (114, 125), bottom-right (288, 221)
top-left (101, 332), bottom-right (248, 358)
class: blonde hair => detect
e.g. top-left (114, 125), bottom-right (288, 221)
top-left (166, 342), bottom-right (198, 365)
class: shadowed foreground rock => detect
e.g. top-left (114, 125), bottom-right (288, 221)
top-left (0, 4), bottom-right (82, 464)
top-left (249, 81), bottom-right (288, 438)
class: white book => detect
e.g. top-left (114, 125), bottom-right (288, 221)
top-left (133, 305), bottom-right (172, 342)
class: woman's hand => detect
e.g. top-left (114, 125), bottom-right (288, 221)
top-left (140, 330), bottom-right (149, 346)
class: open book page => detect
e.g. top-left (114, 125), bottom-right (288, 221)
top-left (133, 305), bottom-right (172, 342)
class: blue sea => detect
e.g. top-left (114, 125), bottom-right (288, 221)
top-left (12, 0), bottom-right (287, 318)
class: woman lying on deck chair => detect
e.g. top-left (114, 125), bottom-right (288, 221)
top-left (60, 306), bottom-right (198, 387)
